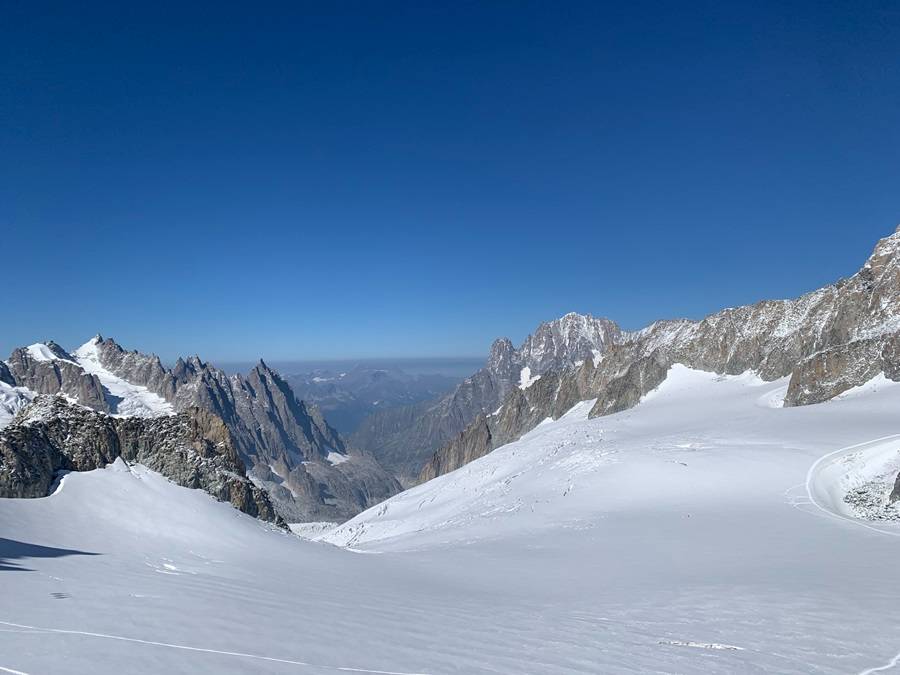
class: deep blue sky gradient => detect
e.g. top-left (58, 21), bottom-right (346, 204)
top-left (2, 1), bottom-right (898, 361)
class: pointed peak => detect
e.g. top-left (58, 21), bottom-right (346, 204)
top-left (489, 337), bottom-right (514, 357)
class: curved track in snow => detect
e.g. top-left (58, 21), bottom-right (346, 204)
top-left (805, 434), bottom-right (900, 536)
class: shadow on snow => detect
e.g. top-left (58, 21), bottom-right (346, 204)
top-left (0, 537), bottom-right (100, 572)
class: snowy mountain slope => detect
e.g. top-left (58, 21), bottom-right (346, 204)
top-left (326, 365), bottom-right (900, 548)
top-left (421, 227), bottom-right (900, 482)
top-left (4, 369), bottom-right (900, 673)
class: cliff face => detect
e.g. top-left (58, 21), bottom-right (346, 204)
top-left (422, 227), bottom-right (900, 482)
top-left (0, 396), bottom-right (281, 524)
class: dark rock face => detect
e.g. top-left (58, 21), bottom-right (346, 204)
top-left (783, 337), bottom-right (899, 406)
top-left (0, 396), bottom-right (281, 524)
top-left (422, 227), bottom-right (900, 482)
top-left (353, 313), bottom-right (623, 482)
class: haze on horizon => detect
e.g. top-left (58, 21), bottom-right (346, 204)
top-left (2, 2), bottom-right (898, 362)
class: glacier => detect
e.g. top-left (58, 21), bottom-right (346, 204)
top-left (2, 366), bottom-right (900, 673)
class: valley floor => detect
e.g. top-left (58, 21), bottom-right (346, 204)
top-left (2, 367), bottom-right (900, 674)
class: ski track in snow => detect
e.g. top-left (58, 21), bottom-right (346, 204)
top-left (0, 620), bottom-right (431, 675)
top-left (0, 666), bottom-right (31, 675)
top-left (859, 651), bottom-right (900, 675)
top-left (805, 434), bottom-right (900, 538)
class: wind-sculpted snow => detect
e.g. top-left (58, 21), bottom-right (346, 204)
top-left (4, 367), bottom-right (900, 673)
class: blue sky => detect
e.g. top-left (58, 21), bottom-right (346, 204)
top-left (2, 1), bottom-right (898, 361)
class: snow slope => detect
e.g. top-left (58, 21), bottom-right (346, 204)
top-left (3, 365), bottom-right (900, 673)
top-left (73, 338), bottom-right (174, 417)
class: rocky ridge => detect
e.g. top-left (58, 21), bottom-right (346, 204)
top-left (0, 395), bottom-right (281, 524)
top-left (2, 337), bottom-right (400, 521)
top-left (422, 227), bottom-right (900, 481)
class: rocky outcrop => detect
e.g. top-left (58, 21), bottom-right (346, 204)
top-left (784, 336), bottom-right (900, 406)
top-left (353, 313), bottom-right (623, 482)
top-left (421, 227), bottom-right (900, 483)
top-left (0, 396), bottom-right (281, 524)
top-left (6, 344), bottom-right (109, 411)
top-left (418, 414), bottom-right (493, 482)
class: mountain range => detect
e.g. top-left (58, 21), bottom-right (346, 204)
top-left (421, 226), bottom-right (900, 481)
top-left (2, 227), bottom-right (899, 527)
top-left (0, 337), bottom-right (400, 521)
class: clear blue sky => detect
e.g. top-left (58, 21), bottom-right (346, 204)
top-left (2, 1), bottom-right (898, 361)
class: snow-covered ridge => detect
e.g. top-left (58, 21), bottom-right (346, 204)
top-left (73, 337), bottom-right (174, 418)
top-left (324, 365), bottom-right (900, 549)
top-left (26, 342), bottom-right (73, 363)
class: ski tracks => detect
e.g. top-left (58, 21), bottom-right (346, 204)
top-left (0, 620), bottom-right (430, 675)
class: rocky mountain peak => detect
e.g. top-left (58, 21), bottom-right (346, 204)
top-left (520, 312), bottom-right (622, 373)
top-left (863, 227), bottom-right (900, 276)
top-left (487, 338), bottom-right (516, 372)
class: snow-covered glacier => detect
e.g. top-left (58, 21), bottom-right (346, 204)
top-left (2, 365), bottom-right (900, 673)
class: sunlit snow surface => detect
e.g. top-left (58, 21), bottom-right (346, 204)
top-left (3, 366), bottom-right (900, 673)
top-left (73, 338), bottom-right (174, 417)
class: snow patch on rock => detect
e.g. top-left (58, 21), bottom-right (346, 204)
top-left (518, 366), bottom-right (541, 390)
top-left (73, 338), bottom-right (174, 418)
